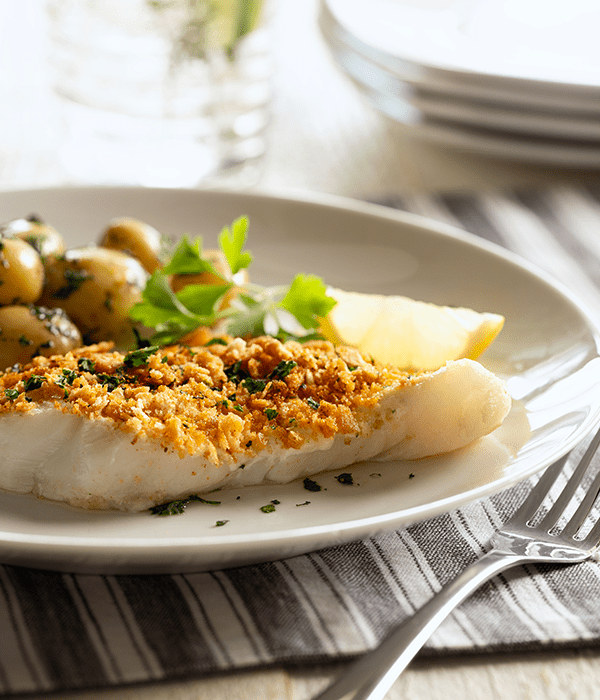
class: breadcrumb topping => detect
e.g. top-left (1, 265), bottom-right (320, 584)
top-left (0, 337), bottom-right (417, 460)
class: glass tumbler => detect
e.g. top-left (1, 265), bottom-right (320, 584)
top-left (47, 0), bottom-right (273, 188)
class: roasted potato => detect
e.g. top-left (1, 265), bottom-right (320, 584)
top-left (99, 217), bottom-right (163, 273)
top-left (0, 216), bottom-right (65, 258)
top-left (39, 247), bottom-right (148, 345)
top-left (0, 304), bottom-right (82, 369)
top-left (0, 237), bottom-right (44, 305)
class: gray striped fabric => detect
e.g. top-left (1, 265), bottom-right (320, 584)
top-left (3, 185), bottom-right (600, 697)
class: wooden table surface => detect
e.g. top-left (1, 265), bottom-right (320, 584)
top-left (3, 1), bottom-right (600, 698)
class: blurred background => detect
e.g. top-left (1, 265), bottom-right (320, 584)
top-left (2, 0), bottom-right (600, 200)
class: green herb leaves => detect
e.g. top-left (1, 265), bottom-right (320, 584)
top-left (129, 267), bottom-right (228, 345)
top-left (280, 274), bottom-right (336, 330)
top-left (219, 216), bottom-right (252, 274)
top-left (161, 236), bottom-right (215, 276)
top-left (303, 477), bottom-right (322, 492)
top-left (128, 216), bottom-right (336, 346)
top-left (77, 357), bottom-right (96, 373)
top-left (150, 494), bottom-right (222, 516)
top-left (23, 375), bottom-right (45, 392)
top-left (123, 345), bottom-right (160, 368)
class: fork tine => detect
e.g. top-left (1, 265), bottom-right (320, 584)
top-left (582, 511), bottom-right (600, 548)
top-left (538, 427), bottom-right (600, 532)
top-left (562, 465), bottom-right (600, 539)
top-left (508, 453), bottom-right (569, 528)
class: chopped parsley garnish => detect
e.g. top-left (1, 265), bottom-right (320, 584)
top-left (264, 408), bottom-right (278, 420)
top-left (55, 368), bottom-right (77, 390)
top-left (306, 397), bottom-right (320, 410)
top-left (23, 375), bottom-right (45, 392)
top-left (97, 374), bottom-right (123, 392)
top-left (123, 345), bottom-right (159, 368)
top-left (303, 477), bottom-right (322, 492)
top-left (225, 360), bottom-right (246, 383)
top-left (215, 520), bottom-right (229, 527)
top-left (4, 388), bottom-right (19, 400)
top-left (63, 368), bottom-right (77, 383)
top-left (335, 473), bottom-right (354, 485)
top-left (260, 503), bottom-right (276, 513)
top-left (205, 337), bottom-right (228, 346)
top-left (150, 500), bottom-right (188, 516)
top-left (229, 360), bottom-right (298, 396)
top-left (77, 357), bottom-right (96, 373)
top-left (241, 377), bottom-right (266, 393)
top-left (149, 494), bottom-right (222, 516)
top-left (18, 334), bottom-right (32, 347)
top-left (54, 268), bottom-right (92, 299)
top-left (269, 360), bottom-right (297, 380)
top-left (296, 501), bottom-right (311, 507)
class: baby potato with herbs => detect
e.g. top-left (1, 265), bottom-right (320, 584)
top-left (0, 304), bottom-right (82, 369)
top-left (99, 217), bottom-right (163, 273)
top-left (39, 246), bottom-right (148, 345)
top-left (0, 237), bottom-right (45, 305)
top-left (0, 216), bottom-right (65, 259)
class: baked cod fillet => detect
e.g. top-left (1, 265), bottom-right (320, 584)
top-left (0, 337), bottom-right (511, 512)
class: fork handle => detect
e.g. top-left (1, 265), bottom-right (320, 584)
top-left (313, 549), bottom-right (526, 700)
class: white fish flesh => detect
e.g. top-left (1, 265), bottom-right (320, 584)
top-left (0, 337), bottom-right (511, 511)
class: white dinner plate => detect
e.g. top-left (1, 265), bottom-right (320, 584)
top-left (323, 28), bottom-right (600, 169)
top-left (410, 92), bottom-right (600, 141)
top-left (321, 0), bottom-right (600, 112)
top-left (0, 186), bottom-right (600, 574)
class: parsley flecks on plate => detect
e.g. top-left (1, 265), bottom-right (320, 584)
top-left (260, 503), bottom-right (276, 513)
top-left (303, 477), bottom-right (322, 492)
top-left (150, 493), bottom-right (222, 516)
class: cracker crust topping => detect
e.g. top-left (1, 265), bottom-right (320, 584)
top-left (0, 337), bottom-right (415, 459)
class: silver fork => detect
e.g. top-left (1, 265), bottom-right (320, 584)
top-left (313, 427), bottom-right (600, 700)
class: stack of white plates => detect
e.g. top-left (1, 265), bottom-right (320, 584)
top-left (320, 0), bottom-right (600, 168)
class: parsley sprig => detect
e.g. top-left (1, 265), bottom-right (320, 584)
top-left (129, 216), bottom-right (336, 345)
top-left (150, 494), bottom-right (222, 516)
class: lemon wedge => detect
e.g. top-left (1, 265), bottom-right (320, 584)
top-left (320, 288), bottom-right (504, 371)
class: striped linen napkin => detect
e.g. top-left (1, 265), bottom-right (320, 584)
top-left (3, 184), bottom-right (600, 697)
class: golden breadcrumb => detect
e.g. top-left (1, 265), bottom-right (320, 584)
top-left (0, 337), bottom-right (417, 459)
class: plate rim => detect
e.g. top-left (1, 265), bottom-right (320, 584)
top-left (322, 0), bottom-right (600, 94)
